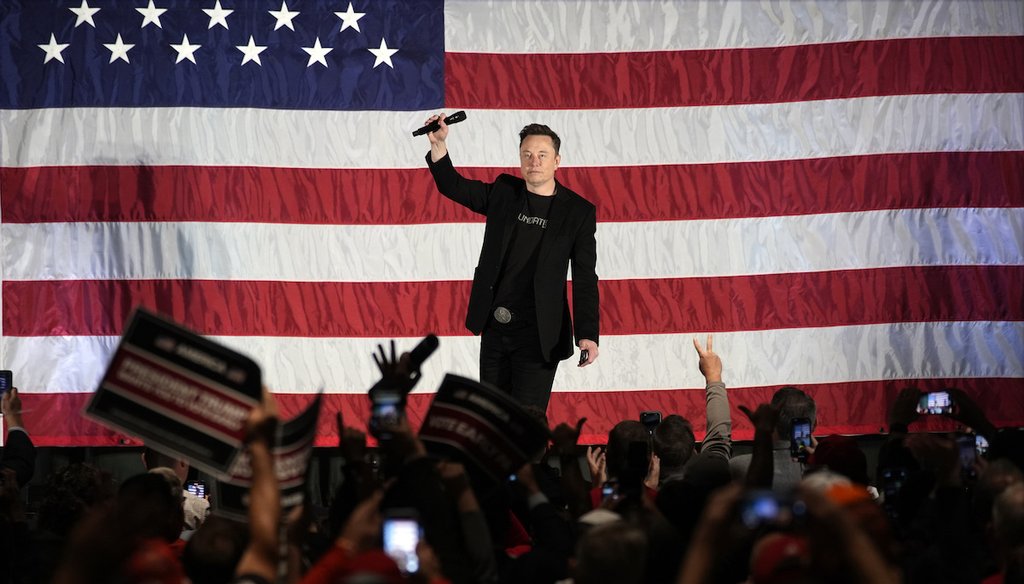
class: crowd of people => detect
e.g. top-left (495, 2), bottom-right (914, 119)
top-left (1, 337), bottom-right (1022, 584)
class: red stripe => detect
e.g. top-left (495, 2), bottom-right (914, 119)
top-left (3, 151), bottom-right (1022, 224)
top-left (446, 36), bottom-right (1024, 109)
top-left (6, 266), bottom-right (1023, 337)
top-left (21, 377), bottom-right (1023, 446)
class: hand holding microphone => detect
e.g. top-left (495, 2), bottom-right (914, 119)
top-left (370, 334), bottom-right (440, 395)
top-left (414, 110), bottom-right (467, 141)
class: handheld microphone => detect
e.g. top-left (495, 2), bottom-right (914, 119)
top-left (412, 111), bottom-right (467, 137)
top-left (408, 334), bottom-right (439, 371)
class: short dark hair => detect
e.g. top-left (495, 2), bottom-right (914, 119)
top-left (183, 516), bottom-right (249, 584)
top-left (38, 463), bottom-right (115, 537)
top-left (770, 386), bottom-right (817, 438)
top-left (606, 421), bottom-right (649, 479)
top-left (653, 415), bottom-right (696, 472)
top-left (117, 472), bottom-right (186, 543)
top-left (519, 123), bottom-right (561, 154)
top-left (574, 521), bottom-right (648, 584)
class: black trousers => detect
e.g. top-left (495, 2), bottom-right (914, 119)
top-left (479, 317), bottom-right (558, 412)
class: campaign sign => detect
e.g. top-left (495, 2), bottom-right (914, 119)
top-left (86, 308), bottom-right (261, 477)
top-left (215, 394), bottom-right (322, 522)
top-left (419, 374), bottom-right (551, 481)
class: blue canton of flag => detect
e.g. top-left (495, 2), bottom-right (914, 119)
top-left (0, 0), bottom-right (445, 110)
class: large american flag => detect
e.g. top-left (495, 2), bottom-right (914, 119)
top-left (1, 0), bottom-right (1022, 446)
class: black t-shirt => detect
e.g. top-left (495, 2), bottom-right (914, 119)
top-left (491, 191), bottom-right (556, 322)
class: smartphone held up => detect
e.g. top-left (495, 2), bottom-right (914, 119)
top-left (790, 417), bottom-right (812, 462)
top-left (740, 490), bottom-right (806, 530)
top-left (185, 480), bottom-right (207, 499)
top-left (916, 391), bottom-right (956, 415)
top-left (383, 509), bottom-right (422, 574)
top-left (640, 410), bottom-right (661, 435)
top-left (369, 390), bottom-right (404, 440)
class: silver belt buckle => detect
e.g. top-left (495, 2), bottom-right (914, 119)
top-left (494, 306), bottom-right (512, 324)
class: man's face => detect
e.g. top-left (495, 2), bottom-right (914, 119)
top-left (519, 135), bottom-right (560, 191)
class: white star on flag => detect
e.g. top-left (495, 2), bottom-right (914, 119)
top-left (69, 0), bottom-right (100, 28)
top-left (236, 36), bottom-right (267, 66)
top-left (170, 34), bottom-right (201, 64)
top-left (103, 34), bottom-right (135, 64)
top-left (37, 34), bottom-right (70, 64)
top-left (136, 0), bottom-right (167, 29)
top-left (302, 37), bottom-right (332, 68)
top-left (368, 38), bottom-right (398, 69)
top-left (269, 1), bottom-right (299, 31)
top-left (203, 0), bottom-right (233, 30)
top-left (335, 2), bottom-right (365, 33)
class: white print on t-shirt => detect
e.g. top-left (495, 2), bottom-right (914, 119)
top-left (517, 213), bottom-right (547, 228)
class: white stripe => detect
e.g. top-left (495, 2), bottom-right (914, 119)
top-left (5, 208), bottom-right (1022, 281)
top-left (7, 321), bottom-right (1023, 396)
top-left (445, 0), bottom-right (1024, 54)
top-left (2, 94), bottom-right (1021, 168)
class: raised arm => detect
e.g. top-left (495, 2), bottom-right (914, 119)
top-left (693, 336), bottom-right (731, 460)
top-left (234, 389), bottom-right (280, 582)
top-left (425, 112), bottom-right (449, 162)
top-left (423, 111), bottom-right (492, 214)
top-left (738, 403), bottom-right (778, 489)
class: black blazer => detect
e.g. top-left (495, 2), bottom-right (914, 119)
top-left (427, 153), bottom-right (599, 362)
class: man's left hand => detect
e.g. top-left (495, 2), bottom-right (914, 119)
top-left (578, 339), bottom-right (599, 367)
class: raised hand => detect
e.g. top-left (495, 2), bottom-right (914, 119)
top-left (424, 112), bottom-right (449, 145)
top-left (551, 417), bottom-right (586, 458)
top-left (371, 339), bottom-right (417, 395)
top-left (738, 403), bottom-right (779, 436)
top-left (336, 412), bottom-right (367, 464)
top-left (945, 387), bottom-right (997, 438)
top-left (586, 446), bottom-right (607, 486)
top-left (245, 386), bottom-right (279, 445)
top-left (693, 335), bottom-right (722, 383)
top-left (338, 490), bottom-right (384, 555)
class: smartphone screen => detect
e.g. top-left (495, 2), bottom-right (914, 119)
top-left (373, 401), bottom-right (400, 424)
top-left (790, 418), bottom-right (812, 461)
top-left (370, 392), bottom-right (402, 439)
top-left (916, 391), bottom-right (954, 415)
top-left (976, 434), bottom-right (990, 458)
top-left (601, 480), bottom-right (618, 500)
top-left (186, 480), bottom-right (206, 499)
top-left (0, 370), bottom-right (11, 394)
top-left (383, 517), bottom-right (420, 574)
top-left (740, 490), bottom-right (782, 529)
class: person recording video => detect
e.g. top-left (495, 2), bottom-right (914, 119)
top-left (421, 113), bottom-right (600, 411)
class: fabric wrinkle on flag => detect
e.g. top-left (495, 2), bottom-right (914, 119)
top-left (0, 0), bottom-right (1022, 446)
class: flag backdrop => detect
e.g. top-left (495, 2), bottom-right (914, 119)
top-left (1, 0), bottom-right (1023, 446)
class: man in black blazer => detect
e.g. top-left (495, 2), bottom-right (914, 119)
top-left (424, 114), bottom-right (599, 410)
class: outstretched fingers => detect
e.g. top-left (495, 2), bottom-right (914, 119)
top-left (693, 334), bottom-right (714, 356)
